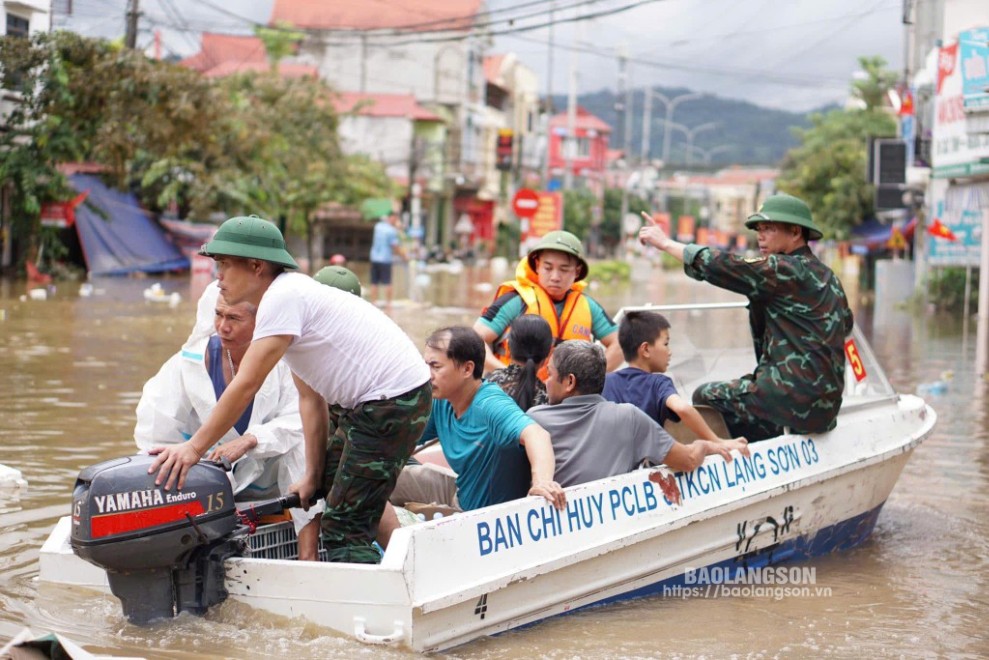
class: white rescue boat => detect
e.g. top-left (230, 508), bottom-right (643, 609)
top-left (38, 302), bottom-right (936, 652)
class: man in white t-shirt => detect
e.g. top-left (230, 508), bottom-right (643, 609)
top-left (149, 215), bottom-right (432, 564)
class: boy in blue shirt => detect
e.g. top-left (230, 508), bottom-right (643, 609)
top-left (603, 311), bottom-right (741, 442)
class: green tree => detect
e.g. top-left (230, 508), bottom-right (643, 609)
top-left (2, 32), bottom-right (394, 274)
top-left (213, 73), bottom-right (395, 268)
top-left (255, 21), bottom-right (305, 72)
top-left (776, 56), bottom-right (898, 239)
top-left (1, 32), bottom-right (87, 272)
top-left (2, 31), bottom-right (236, 271)
top-left (851, 56), bottom-right (900, 110)
top-left (562, 189), bottom-right (596, 241)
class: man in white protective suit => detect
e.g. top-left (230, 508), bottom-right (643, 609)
top-left (135, 281), bottom-right (322, 560)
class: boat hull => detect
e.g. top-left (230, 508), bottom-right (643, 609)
top-left (40, 393), bottom-right (934, 652)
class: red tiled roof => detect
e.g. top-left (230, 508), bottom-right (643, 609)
top-left (684, 168), bottom-right (779, 186)
top-left (181, 33), bottom-right (317, 79)
top-left (270, 0), bottom-right (483, 32)
top-left (549, 106), bottom-right (612, 133)
top-left (180, 33), bottom-right (267, 73)
top-left (334, 92), bottom-right (442, 122)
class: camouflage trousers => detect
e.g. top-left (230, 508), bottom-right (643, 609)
top-left (321, 381), bottom-right (432, 563)
top-left (692, 379), bottom-right (785, 443)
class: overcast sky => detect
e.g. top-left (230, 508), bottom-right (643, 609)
top-left (57, 0), bottom-right (906, 112)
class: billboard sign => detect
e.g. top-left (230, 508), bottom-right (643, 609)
top-left (932, 40), bottom-right (989, 178)
top-left (959, 27), bottom-right (989, 111)
top-left (926, 178), bottom-right (982, 267)
top-left (519, 192), bottom-right (564, 255)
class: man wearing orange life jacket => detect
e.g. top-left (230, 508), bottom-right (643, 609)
top-left (473, 230), bottom-right (623, 376)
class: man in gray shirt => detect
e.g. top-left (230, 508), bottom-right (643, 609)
top-left (528, 341), bottom-right (749, 487)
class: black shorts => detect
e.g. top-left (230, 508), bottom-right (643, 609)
top-left (370, 261), bottom-right (393, 285)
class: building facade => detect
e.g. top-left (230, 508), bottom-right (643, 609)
top-left (269, 0), bottom-right (491, 254)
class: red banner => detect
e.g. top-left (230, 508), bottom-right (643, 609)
top-left (676, 215), bottom-right (695, 242)
top-left (528, 192), bottom-right (563, 239)
top-left (696, 227), bottom-right (710, 246)
top-left (937, 43), bottom-right (957, 94)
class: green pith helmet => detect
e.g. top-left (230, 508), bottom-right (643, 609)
top-left (744, 193), bottom-right (823, 241)
top-left (314, 265), bottom-right (362, 297)
top-left (200, 215), bottom-right (299, 269)
top-left (526, 230), bottom-right (589, 281)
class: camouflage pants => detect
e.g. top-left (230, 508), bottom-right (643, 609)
top-left (692, 379), bottom-right (784, 443)
top-left (321, 381), bottom-right (432, 563)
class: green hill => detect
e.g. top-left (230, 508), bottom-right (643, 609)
top-left (553, 87), bottom-right (825, 167)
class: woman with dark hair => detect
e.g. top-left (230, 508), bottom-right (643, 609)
top-left (485, 315), bottom-right (554, 410)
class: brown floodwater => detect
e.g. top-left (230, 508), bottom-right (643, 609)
top-left (0, 259), bottom-right (986, 658)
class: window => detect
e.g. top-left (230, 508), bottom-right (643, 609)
top-left (575, 137), bottom-right (590, 158)
top-left (6, 13), bottom-right (30, 37)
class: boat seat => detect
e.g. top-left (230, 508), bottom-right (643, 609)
top-left (662, 405), bottom-right (730, 443)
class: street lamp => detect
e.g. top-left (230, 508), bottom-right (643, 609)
top-left (686, 144), bottom-right (734, 166)
top-left (684, 122), bottom-right (719, 167)
top-left (639, 90), bottom-right (704, 165)
top-left (654, 119), bottom-right (720, 167)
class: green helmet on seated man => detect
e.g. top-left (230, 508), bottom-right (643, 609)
top-left (526, 230), bottom-right (589, 282)
top-left (314, 265), bottom-right (362, 297)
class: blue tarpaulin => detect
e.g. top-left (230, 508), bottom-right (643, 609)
top-left (849, 216), bottom-right (917, 252)
top-left (70, 174), bottom-right (189, 275)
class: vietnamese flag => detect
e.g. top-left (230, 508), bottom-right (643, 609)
top-left (898, 88), bottom-right (914, 117)
top-left (927, 218), bottom-right (957, 241)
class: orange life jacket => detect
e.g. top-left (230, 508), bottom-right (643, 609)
top-left (488, 259), bottom-right (594, 369)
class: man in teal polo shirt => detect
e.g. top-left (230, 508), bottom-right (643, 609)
top-left (381, 326), bottom-right (565, 537)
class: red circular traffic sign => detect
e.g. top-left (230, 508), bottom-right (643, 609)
top-left (511, 188), bottom-right (540, 218)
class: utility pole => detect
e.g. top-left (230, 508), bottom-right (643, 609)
top-left (641, 88), bottom-right (652, 162)
top-left (125, 0), bottom-right (139, 49)
top-left (543, 1), bottom-right (555, 185)
top-left (563, 10), bottom-right (581, 191)
top-left (617, 45), bottom-right (632, 244)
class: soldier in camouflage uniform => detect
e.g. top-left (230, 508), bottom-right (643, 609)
top-left (638, 194), bottom-right (854, 441)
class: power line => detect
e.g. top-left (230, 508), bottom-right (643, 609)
top-left (503, 29), bottom-right (851, 89)
top-left (760, 0), bottom-right (891, 71)
top-left (631, 0), bottom-right (899, 57)
top-left (193, 0), bottom-right (607, 38)
top-left (366, 0), bottom-right (670, 47)
top-left (366, 0), bottom-right (610, 36)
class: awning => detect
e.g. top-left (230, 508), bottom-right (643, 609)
top-left (360, 198), bottom-right (394, 220)
top-left (850, 216), bottom-right (917, 251)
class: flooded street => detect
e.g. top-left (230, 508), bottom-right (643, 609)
top-left (0, 261), bottom-right (986, 658)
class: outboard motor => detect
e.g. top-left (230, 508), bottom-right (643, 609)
top-left (70, 454), bottom-right (241, 624)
